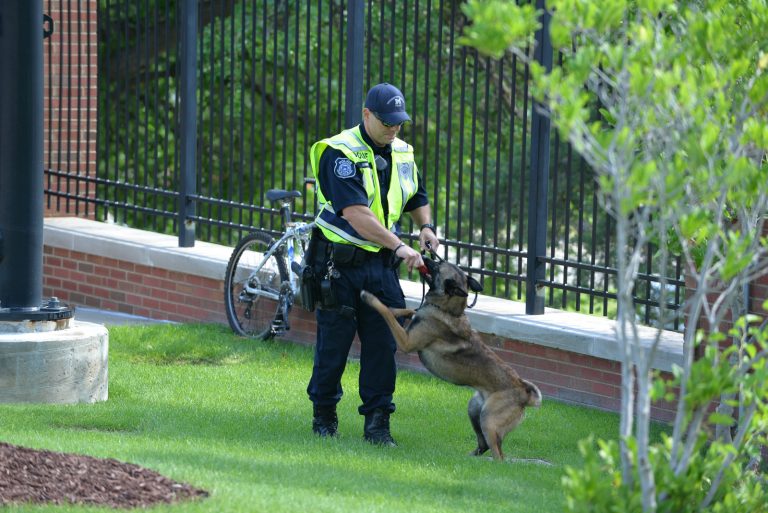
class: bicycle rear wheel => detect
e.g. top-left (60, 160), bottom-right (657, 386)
top-left (224, 231), bottom-right (289, 339)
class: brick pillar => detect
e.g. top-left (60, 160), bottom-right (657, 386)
top-left (750, 221), bottom-right (768, 318)
top-left (43, 0), bottom-right (99, 218)
top-left (684, 219), bottom-right (768, 342)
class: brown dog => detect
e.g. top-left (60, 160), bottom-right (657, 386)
top-left (360, 257), bottom-right (541, 461)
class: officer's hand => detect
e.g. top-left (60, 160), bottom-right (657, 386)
top-left (419, 229), bottom-right (440, 253)
top-left (395, 244), bottom-right (423, 273)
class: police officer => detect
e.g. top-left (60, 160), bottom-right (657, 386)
top-left (306, 83), bottom-right (440, 445)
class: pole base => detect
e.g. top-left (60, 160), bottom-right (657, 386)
top-left (0, 320), bottom-right (108, 403)
top-left (0, 297), bottom-right (74, 322)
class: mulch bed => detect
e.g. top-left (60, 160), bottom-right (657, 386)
top-left (0, 442), bottom-right (209, 509)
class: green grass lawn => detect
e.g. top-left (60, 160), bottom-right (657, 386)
top-left (1, 323), bottom-right (630, 512)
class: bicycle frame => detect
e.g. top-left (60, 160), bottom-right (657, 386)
top-left (225, 181), bottom-right (319, 338)
top-left (241, 220), bottom-right (315, 301)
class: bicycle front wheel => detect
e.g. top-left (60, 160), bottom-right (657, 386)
top-left (224, 231), bottom-right (289, 339)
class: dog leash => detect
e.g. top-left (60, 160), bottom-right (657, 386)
top-left (415, 242), bottom-right (438, 309)
top-left (417, 260), bottom-right (429, 310)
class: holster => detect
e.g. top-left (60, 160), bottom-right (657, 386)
top-left (296, 265), bottom-right (317, 312)
top-left (296, 228), bottom-right (323, 312)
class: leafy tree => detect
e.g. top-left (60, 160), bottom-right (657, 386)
top-left (462, 0), bottom-right (768, 511)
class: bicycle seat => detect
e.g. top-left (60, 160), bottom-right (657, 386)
top-left (266, 189), bottom-right (302, 202)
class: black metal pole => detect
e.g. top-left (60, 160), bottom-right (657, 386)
top-left (344, 0), bottom-right (364, 128)
top-left (0, 0), bottom-right (45, 311)
top-left (178, 0), bottom-right (198, 247)
top-left (525, 0), bottom-right (553, 315)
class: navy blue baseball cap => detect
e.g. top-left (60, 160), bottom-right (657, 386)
top-left (364, 83), bottom-right (411, 125)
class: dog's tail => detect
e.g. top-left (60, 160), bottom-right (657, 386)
top-left (522, 379), bottom-right (542, 407)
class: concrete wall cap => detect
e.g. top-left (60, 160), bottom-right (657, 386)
top-left (44, 217), bottom-right (683, 371)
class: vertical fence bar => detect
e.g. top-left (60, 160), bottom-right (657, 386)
top-left (455, 46), bottom-right (467, 257)
top-left (56, 2), bottom-right (66, 212)
top-left (442, 0), bottom-right (457, 246)
top-left (576, 156), bottom-right (586, 310)
top-left (399, 0), bottom-right (408, 92)
top-left (75, 0), bottom-right (83, 215)
top-left (292, 0), bottom-right (299, 190)
top-left (179, 0), bottom-right (198, 247)
top-left (141, 0), bottom-right (150, 228)
top-left (548, 130), bottom-right (560, 305)
top-left (525, 0), bottom-right (553, 314)
top-left (280, 2), bottom-right (288, 188)
top-left (507, 54), bottom-right (519, 299)
top-left (563, 144), bottom-right (574, 308)
top-left (45, 0), bottom-right (53, 210)
top-left (518, 56), bottom-right (529, 300)
top-left (432, 0), bottom-right (444, 238)
top-left (259, 0), bottom-right (268, 226)
top-left (65, 1), bottom-right (72, 212)
top-left (112, 1), bottom-right (122, 223)
top-left (327, 2), bottom-right (335, 132)
top-left (491, 57), bottom-right (503, 294)
top-left (345, 0), bottom-right (364, 128)
top-left (336, 2), bottom-right (344, 132)
top-left (364, 0), bottom-right (372, 89)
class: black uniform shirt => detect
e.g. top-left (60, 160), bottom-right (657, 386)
top-left (317, 124), bottom-right (429, 222)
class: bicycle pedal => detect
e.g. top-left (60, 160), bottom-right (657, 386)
top-left (271, 320), bottom-right (288, 335)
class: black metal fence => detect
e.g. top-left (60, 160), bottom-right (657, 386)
top-left (43, 0), bottom-right (685, 329)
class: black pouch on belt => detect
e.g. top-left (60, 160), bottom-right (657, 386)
top-left (318, 261), bottom-right (341, 310)
top-left (331, 242), bottom-right (365, 267)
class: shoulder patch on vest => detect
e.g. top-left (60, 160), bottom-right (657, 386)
top-left (333, 158), bottom-right (356, 179)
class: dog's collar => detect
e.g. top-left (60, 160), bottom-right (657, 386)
top-left (418, 300), bottom-right (464, 318)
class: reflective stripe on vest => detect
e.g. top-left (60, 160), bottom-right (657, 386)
top-left (310, 126), bottom-right (418, 252)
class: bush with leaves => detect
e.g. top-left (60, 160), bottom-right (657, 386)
top-left (462, 0), bottom-right (768, 511)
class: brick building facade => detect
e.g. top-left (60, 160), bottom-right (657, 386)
top-left (43, 0), bottom-right (98, 217)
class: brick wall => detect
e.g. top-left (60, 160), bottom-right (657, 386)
top-left (43, 246), bottom-right (227, 324)
top-left (750, 222), bottom-right (768, 316)
top-left (43, 0), bottom-right (99, 217)
top-left (42, 242), bottom-right (677, 422)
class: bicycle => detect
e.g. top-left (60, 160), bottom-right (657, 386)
top-left (224, 180), bottom-right (316, 339)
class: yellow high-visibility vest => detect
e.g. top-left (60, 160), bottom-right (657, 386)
top-left (309, 126), bottom-right (418, 252)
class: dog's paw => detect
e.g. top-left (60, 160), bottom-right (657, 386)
top-left (360, 289), bottom-right (384, 306)
top-left (469, 447), bottom-right (489, 457)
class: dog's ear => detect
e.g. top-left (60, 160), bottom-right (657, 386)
top-left (467, 275), bottom-right (483, 293)
top-left (522, 379), bottom-right (542, 407)
top-left (444, 278), bottom-right (468, 297)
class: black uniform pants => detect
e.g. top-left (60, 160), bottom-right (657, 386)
top-left (307, 252), bottom-right (405, 416)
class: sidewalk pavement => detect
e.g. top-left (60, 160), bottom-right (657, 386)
top-left (73, 307), bottom-right (173, 326)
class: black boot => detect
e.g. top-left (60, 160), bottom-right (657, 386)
top-left (312, 405), bottom-right (338, 437)
top-left (363, 408), bottom-right (397, 447)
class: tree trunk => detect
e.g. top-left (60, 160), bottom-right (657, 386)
top-left (616, 215), bottom-right (636, 491)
